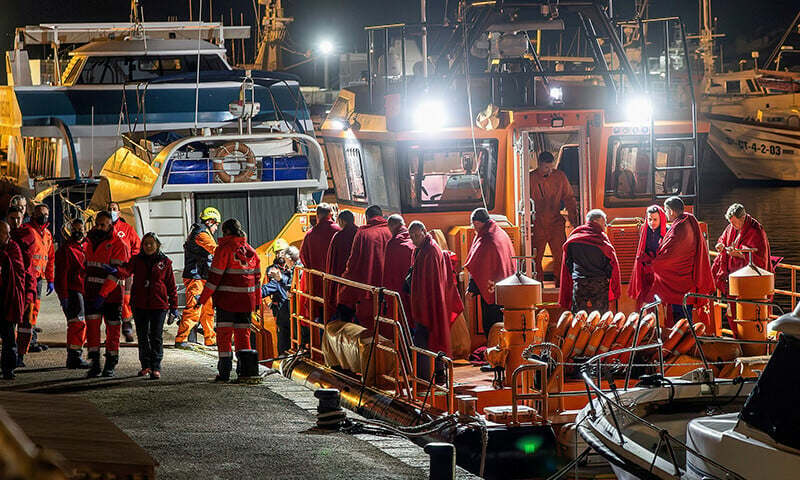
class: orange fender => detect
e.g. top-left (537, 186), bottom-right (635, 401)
top-left (561, 311), bottom-right (587, 359)
top-left (607, 314), bottom-right (638, 361)
top-left (549, 311), bottom-right (573, 346)
top-left (583, 324), bottom-right (608, 357)
top-left (654, 318), bottom-right (690, 360)
top-left (571, 322), bottom-right (595, 359)
top-left (597, 311), bottom-right (615, 330)
top-left (619, 313), bottom-right (655, 363)
top-left (586, 311), bottom-right (602, 331)
top-left (611, 311), bottom-right (627, 328)
top-left (672, 323), bottom-right (706, 357)
top-left (597, 324), bottom-right (620, 355)
top-left (536, 309), bottom-right (550, 343)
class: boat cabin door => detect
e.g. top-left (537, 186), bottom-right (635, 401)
top-left (516, 128), bottom-right (589, 279)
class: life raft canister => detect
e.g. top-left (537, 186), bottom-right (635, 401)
top-left (214, 141), bottom-right (256, 183)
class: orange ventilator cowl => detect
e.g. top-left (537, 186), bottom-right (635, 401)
top-left (729, 264), bottom-right (774, 356)
top-left (495, 272), bottom-right (543, 387)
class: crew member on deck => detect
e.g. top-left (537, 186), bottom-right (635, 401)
top-left (651, 196), bottom-right (714, 327)
top-left (6, 207), bottom-right (36, 368)
top-left (108, 201), bottom-right (141, 344)
top-left (629, 205), bottom-right (667, 307)
top-left (325, 210), bottom-right (358, 315)
top-left (337, 205), bottom-right (392, 330)
top-left (382, 214), bottom-right (415, 336)
top-left (712, 203), bottom-right (772, 298)
top-left (559, 209), bottom-right (621, 314)
top-left (299, 203), bottom-right (340, 320)
top-left (529, 151), bottom-right (579, 286)
top-left (464, 208), bottom-right (515, 336)
top-left (54, 218), bottom-right (91, 369)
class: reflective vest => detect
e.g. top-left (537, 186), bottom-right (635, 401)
top-left (183, 223), bottom-right (217, 280)
top-left (84, 233), bottom-right (130, 303)
top-left (20, 223), bottom-right (54, 282)
top-left (197, 235), bottom-right (261, 312)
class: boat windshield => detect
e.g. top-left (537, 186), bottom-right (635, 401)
top-left (64, 54), bottom-right (229, 85)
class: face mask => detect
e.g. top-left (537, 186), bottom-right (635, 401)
top-left (111, 211), bottom-right (120, 222)
top-left (34, 215), bottom-right (48, 226)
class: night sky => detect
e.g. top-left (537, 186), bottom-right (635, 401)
top-left (1, 0), bottom-right (796, 85)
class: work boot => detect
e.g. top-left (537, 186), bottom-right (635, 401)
top-left (101, 353), bottom-right (119, 377)
top-left (122, 321), bottom-right (135, 343)
top-left (16, 355), bottom-right (25, 368)
top-left (66, 349), bottom-right (91, 369)
top-left (87, 352), bottom-right (101, 377)
top-left (216, 357), bottom-right (232, 381)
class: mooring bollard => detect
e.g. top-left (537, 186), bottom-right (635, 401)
top-left (424, 442), bottom-right (455, 480)
top-left (314, 388), bottom-right (345, 430)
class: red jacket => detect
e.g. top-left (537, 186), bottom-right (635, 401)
top-left (10, 227), bottom-right (37, 303)
top-left (85, 231), bottom-right (130, 303)
top-left (114, 218), bottom-right (141, 256)
top-left (19, 222), bottom-right (54, 282)
top-left (122, 252), bottom-right (178, 310)
top-left (198, 236), bottom-right (261, 313)
top-left (0, 240), bottom-right (26, 324)
top-left (54, 236), bottom-right (86, 298)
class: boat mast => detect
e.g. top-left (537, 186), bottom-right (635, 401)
top-left (254, 0), bottom-right (293, 71)
top-left (698, 0), bottom-right (716, 77)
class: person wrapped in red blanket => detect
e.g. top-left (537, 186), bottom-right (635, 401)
top-left (711, 203), bottom-right (771, 296)
top-left (628, 205), bottom-right (667, 307)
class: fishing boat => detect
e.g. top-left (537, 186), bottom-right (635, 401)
top-left (0, 1), bottom-right (313, 201)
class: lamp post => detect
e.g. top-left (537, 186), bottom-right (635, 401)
top-left (320, 40), bottom-right (334, 89)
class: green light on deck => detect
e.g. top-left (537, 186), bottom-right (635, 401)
top-left (516, 435), bottom-right (545, 454)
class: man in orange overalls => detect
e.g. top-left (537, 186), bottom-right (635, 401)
top-left (16, 203), bottom-right (54, 358)
top-left (108, 202), bottom-right (141, 343)
top-left (176, 207), bottom-right (220, 348)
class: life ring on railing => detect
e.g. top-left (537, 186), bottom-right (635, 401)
top-left (654, 318), bottom-right (690, 360)
top-left (597, 311), bottom-right (615, 330)
top-left (671, 322), bottom-right (706, 358)
top-left (584, 323), bottom-right (608, 357)
top-left (561, 310), bottom-right (587, 359)
top-left (597, 324), bottom-right (620, 355)
top-left (618, 313), bottom-right (656, 363)
top-left (536, 309), bottom-right (550, 342)
top-left (550, 311), bottom-right (573, 346)
top-left (571, 310), bottom-right (598, 359)
top-left (213, 141), bottom-right (256, 183)
top-left (607, 313), bottom-right (638, 361)
top-left (586, 311), bottom-right (602, 331)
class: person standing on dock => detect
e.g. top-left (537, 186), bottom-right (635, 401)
top-left (651, 196), bottom-right (714, 327)
top-left (529, 151), bottom-right (579, 287)
top-left (0, 220), bottom-right (25, 380)
top-left (336, 205), bottom-right (391, 331)
top-left (176, 207), bottom-right (220, 348)
top-left (629, 205), bottom-right (667, 307)
top-left (558, 209), bottom-right (621, 314)
top-left (711, 203), bottom-right (772, 298)
top-left (85, 211), bottom-right (131, 377)
top-left (382, 214), bottom-right (415, 336)
top-left (464, 208), bottom-right (515, 336)
top-left (6, 206), bottom-right (36, 368)
top-left (196, 219), bottom-right (261, 382)
top-left (54, 218), bottom-right (91, 369)
top-left (108, 202), bottom-right (141, 344)
top-left (299, 203), bottom-right (340, 320)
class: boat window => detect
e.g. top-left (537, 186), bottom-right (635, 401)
top-left (725, 80), bottom-right (741, 94)
top-left (605, 136), bottom-right (691, 205)
top-left (325, 142), bottom-right (352, 202)
top-left (74, 54), bottom-right (228, 84)
top-left (746, 79), bottom-right (759, 93)
top-left (400, 139), bottom-right (497, 212)
top-left (360, 142), bottom-right (401, 210)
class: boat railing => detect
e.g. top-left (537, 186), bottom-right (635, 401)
top-left (708, 249), bottom-right (800, 311)
top-left (580, 367), bottom-right (748, 480)
top-left (289, 266), bottom-right (456, 414)
top-left (510, 342), bottom-right (564, 425)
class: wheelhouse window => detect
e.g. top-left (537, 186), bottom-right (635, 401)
top-left (605, 136), bottom-right (693, 204)
top-left (401, 139), bottom-right (498, 212)
top-left (71, 54), bottom-right (228, 85)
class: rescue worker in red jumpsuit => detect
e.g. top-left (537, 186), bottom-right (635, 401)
top-left (197, 218), bottom-right (261, 381)
top-left (108, 201), bottom-right (141, 343)
top-left (0, 220), bottom-right (25, 380)
top-left (15, 203), bottom-right (54, 359)
top-left (84, 211), bottom-right (130, 377)
top-left (177, 207), bottom-right (220, 347)
top-left (6, 207), bottom-right (35, 368)
top-left (529, 151), bottom-right (579, 286)
top-left (54, 218), bottom-right (91, 369)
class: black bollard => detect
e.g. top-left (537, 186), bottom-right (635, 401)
top-left (424, 442), bottom-right (455, 480)
top-left (314, 388), bottom-right (346, 430)
top-left (236, 350), bottom-right (260, 377)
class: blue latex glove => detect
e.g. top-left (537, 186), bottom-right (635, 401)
top-left (102, 264), bottom-right (119, 275)
top-left (46, 282), bottom-right (55, 295)
top-left (171, 308), bottom-right (180, 319)
top-left (60, 297), bottom-right (69, 310)
top-left (92, 295), bottom-right (106, 310)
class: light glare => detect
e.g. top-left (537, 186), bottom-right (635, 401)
top-left (413, 100), bottom-right (447, 131)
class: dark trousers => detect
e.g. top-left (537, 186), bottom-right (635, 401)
top-left (572, 278), bottom-right (610, 314)
top-left (413, 324), bottom-right (444, 380)
top-left (273, 302), bottom-right (291, 355)
top-left (667, 304), bottom-right (693, 328)
top-left (480, 295), bottom-right (504, 337)
top-left (0, 321), bottom-right (17, 376)
top-left (133, 309), bottom-right (166, 371)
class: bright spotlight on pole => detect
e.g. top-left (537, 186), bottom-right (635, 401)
top-left (320, 40), bottom-right (334, 55)
top-left (413, 99), bottom-right (448, 131)
top-left (625, 95), bottom-right (652, 125)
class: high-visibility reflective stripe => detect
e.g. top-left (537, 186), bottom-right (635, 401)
top-left (209, 267), bottom-right (226, 275)
top-left (217, 322), bottom-right (234, 328)
top-left (67, 317), bottom-right (85, 323)
top-left (204, 282), bottom-right (218, 291)
top-left (216, 285), bottom-right (257, 293)
top-left (225, 268), bottom-right (258, 274)
top-left (87, 261), bottom-right (104, 267)
top-left (218, 351), bottom-right (233, 358)
top-left (233, 324), bottom-right (251, 329)
top-left (33, 254), bottom-right (44, 259)
top-left (106, 320), bottom-right (122, 326)
top-left (86, 314), bottom-right (103, 320)
top-left (18, 327), bottom-right (32, 334)
top-left (110, 259), bottom-right (124, 265)
top-left (88, 347), bottom-right (100, 352)
top-left (87, 277), bottom-right (106, 284)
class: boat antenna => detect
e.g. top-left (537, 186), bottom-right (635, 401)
top-left (194, 0), bottom-right (204, 132)
top-left (763, 9), bottom-right (800, 70)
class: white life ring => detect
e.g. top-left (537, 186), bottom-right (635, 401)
top-left (213, 142), bottom-right (256, 183)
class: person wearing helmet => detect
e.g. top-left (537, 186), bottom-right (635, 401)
top-left (176, 206), bottom-right (220, 348)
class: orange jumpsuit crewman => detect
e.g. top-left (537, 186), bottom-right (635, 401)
top-left (196, 218), bottom-right (261, 381)
top-left (108, 202), bottom-right (141, 343)
top-left (529, 150), bottom-right (579, 287)
top-left (84, 211), bottom-right (130, 377)
top-left (17, 203), bottom-right (55, 356)
top-left (176, 207), bottom-right (220, 347)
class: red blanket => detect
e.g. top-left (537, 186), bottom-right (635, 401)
top-left (651, 213), bottom-right (714, 305)
top-left (628, 206), bottom-right (666, 305)
top-left (382, 226), bottom-right (415, 330)
top-left (711, 215), bottom-right (771, 294)
top-left (464, 220), bottom-right (515, 302)
top-left (337, 216), bottom-right (392, 330)
top-left (411, 234), bottom-right (452, 356)
top-left (558, 222), bottom-right (622, 309)
top-left (300, 217), bottom-right (340, 297)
